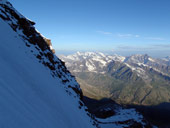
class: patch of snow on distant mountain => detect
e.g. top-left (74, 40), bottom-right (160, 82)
top-left (148, 57), bottom-right (155, 62)
top-left (86, 61), bottom-right (96, 71)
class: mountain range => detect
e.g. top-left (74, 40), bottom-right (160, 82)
top-left (60, 52), bottom-right (170, 105)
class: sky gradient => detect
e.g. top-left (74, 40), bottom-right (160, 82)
top-left (8, 0), bottom-right (170, 57)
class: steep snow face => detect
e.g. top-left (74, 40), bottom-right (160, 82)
top-left (0, 1), bottom-right (96, 128)
top-left (0, 0), bottom-right (83, 96)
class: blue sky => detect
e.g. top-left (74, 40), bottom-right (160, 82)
top-left (9, 0), bottom-right (170, 57)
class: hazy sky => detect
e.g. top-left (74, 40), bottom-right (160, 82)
top-left (8, 0), bottom-right (170, 57)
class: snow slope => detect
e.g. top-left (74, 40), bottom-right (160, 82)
top-left (0, 17), bottom-right (95, 128)
top-left (0, 1), bottom-right (96, 128)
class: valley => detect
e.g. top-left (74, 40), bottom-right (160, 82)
top-left (60, 52), bottom-right (170, 127)
top-left (60, 52), bottom-right (170, 105)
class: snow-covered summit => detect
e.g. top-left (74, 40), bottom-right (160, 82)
top-left (60, 52), bottom-right (126, 73)
top-left (124, 54), bottom-right (150, 64)
top-left (75, 51), bottom-right (107, 59)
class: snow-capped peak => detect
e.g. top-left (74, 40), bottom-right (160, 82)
top-left (60, 52), bottom-right (126, 73)
top-left (74, 51), bottom-right (106, 58)
top-left (97, 52), bottom-right (106, 57)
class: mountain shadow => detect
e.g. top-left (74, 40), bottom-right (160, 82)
top-left (127, 102), bottom-right (170, 128)
top-left (83, 96), bottom-right (153, 128)
top-left (83, 96), bottom-right (117, 118)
